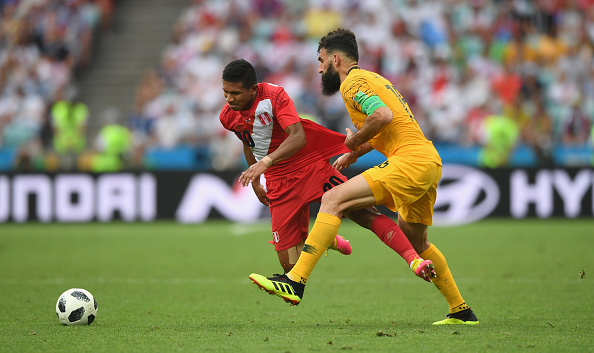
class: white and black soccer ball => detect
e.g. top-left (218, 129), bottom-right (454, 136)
top-left (56, 288), bottom-right (98, 325)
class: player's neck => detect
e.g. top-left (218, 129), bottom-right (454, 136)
top-left (347, 65), bottom-right (359, 74)
top-left (245, 86), bottom-right (259, 111)
top-left (340, 63), bottom-right (359, 82)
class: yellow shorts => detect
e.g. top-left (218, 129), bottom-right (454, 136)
top-left (362, 156), bottom-right (442, 226)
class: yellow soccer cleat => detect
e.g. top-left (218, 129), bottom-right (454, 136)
top-left (433, 308), bottom-right (479, 325)
top-left (249, 273), bottom-right (304, 306)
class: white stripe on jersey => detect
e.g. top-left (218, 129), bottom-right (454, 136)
top-left (251, 99), bottom-right (274, 160)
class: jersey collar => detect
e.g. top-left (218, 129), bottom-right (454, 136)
top-left (347, 66), bottom-right (360, 75)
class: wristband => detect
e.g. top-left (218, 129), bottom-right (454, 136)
top-left (261, 156), bottom-right (273, 167)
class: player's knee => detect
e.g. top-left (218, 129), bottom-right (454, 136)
top-left (320, 188), bottom-right (344, 213)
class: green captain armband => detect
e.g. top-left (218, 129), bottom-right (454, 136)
top-left (354, 91), bottom-right (387, 116)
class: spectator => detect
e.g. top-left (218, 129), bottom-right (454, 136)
top-left (50, 96), bottom-right (88, 169)
top-left (466, 101), bottom-right (495, 145)
top-left (303, 3), bottom-right (342, 39)
top-left (0, 86), bottom-right (44, 148)
top-left (503, 95), bottom-right (531, 142)
top-left (524, 99), bottom-right (554, 166)
top-left (91, 123), bottom-right (132, 172)
top-left (479, 113), bottom-right (520, 168)
top-left (560, 99), bottom-right (591, 146)
top-left (491, 60), bottom-right (522, 106)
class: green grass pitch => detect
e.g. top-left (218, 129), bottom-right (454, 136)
top-left (1, 219), bottom-right (593, 352)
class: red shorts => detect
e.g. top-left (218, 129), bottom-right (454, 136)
top-left (266, 160), bottom-right (346, 251)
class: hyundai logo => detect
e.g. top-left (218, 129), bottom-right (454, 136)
top-left (433, 165), bottom-right (500, 226)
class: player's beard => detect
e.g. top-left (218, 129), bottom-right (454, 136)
top-left (321, 65), bottom-right (341, 96)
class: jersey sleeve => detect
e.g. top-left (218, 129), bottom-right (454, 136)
top-left (272, 87), bottom-right (301, 130)
top-left (341, 76), bottom-right (385, 116)
top-left (219, 107), bottom-right (232, 131)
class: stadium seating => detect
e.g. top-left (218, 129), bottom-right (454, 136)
top-left (130, 0), bottom-right (593, 170)
top-left (0, 0), bottom-right (105, 170)
top-left (1, 0), bottom-right (593, 171)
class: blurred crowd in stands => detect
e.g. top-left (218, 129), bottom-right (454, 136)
top-left (0, 0), bottom-right (113, 171)
top-left (1, 0), bottom-right (594, 172)
top-left (131, 0), bottom-right (594, 170)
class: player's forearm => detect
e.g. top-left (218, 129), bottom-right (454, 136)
top-left (260, 122), bottom-right (306, 166)
top-left (352, 108), bottom-right (392, 146)
top-left (243, 144), bottom-right (257, 166)
top-left (353, 143), bottom-right (374, 158)
top-left (264, 131), bottom-right (306, 166)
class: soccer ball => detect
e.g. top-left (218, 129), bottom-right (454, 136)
top-left (56, 288), bottom-right (98, 325)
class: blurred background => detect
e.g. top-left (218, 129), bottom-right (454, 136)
top-left (1, 0), bottom-right (593, 173)
top-left (0, 0), bottom-right (593, 224)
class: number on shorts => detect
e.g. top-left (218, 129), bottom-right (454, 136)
top-left (323, 175), bottom-right (345, 192)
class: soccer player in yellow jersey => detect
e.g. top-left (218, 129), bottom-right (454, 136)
top-left (249, 28), bottom-right (478, 325)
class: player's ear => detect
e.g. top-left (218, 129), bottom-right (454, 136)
top-left (249, 84), bottom-right (258, 95)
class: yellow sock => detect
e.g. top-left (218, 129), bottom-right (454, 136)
top-left (420, 243), bottom-right (468, 314)
top-left (287, 213), bottom-right (341, 284)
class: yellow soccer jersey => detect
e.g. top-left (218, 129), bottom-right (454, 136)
top-left (340, 69), bottom-right (441, 164)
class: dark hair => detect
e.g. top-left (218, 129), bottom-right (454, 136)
top-left (317, 28), bottom-right (359, 62)
top-left (222, 59), bottom-right (258, 88)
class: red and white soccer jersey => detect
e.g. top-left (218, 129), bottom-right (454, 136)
top-left (219, 82), bottom-right (349, 181)
top-left (220, 82), bottom-right (350, 251)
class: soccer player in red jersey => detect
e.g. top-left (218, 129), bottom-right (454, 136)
top-left (220, 59), bottom-right (435, 278)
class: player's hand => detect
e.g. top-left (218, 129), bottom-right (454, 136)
top-left (239, 161), bottom-right (268, 187)
top-left (344, 128), bottom-right (361, 151)
top-left (333, 152), bottom-right (358, 171)
top-left (252, 183), bottom-right (270, 206)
